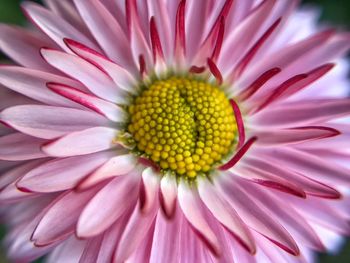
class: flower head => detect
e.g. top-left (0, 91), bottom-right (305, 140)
top-left (0, 0), bottom-right (350, 262)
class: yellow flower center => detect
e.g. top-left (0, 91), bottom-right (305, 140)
top-left (127, 76), bottom-right (237, 178)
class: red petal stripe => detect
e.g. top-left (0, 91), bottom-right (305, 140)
top-left (219, 137), bottom-right (257, 170)
top-left (229, 99), bottom-right (245, 149)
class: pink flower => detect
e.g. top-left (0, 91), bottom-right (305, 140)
top-left (0, 0), bottom-right (350, 262)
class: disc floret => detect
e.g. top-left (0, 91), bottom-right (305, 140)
top-left (127, 76), bottom-right (237, 178)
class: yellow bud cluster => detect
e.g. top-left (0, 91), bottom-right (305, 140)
top-left (128, 76), bottom-right (236, 178)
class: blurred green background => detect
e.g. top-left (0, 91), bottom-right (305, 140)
top-left (0, 0), bottom-right (350, 262)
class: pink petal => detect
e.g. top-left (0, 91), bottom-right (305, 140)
top-left (73, 0), bottom-right (134, 69)
top-left (79, 237), bottom-right (103, 263)
top-left (146, 0), bottom-right (173, 60)
top-left (252, 99), bottom-right (350, 127)
top-left (140, 168), bottom-right (160, 213)
top-left (159, 173), bottom-right (178, 218)
top-left (48, 83), bottom-right (127, 122)
top-left (63, 38), bottom-right (137, 94)
top-left (0, 66), bottom-right (85, 107)
top-left (44, 0), bottom-right (92, 37)
top-left (95, 219), bottom-right (129, 263)
top-left (46, 237), bottom-right (86, 263)
top-left (149, 211), bottom-right (181, 263)
top-left (77, 173), bottom-right (140, 238)
top-left (0, 25), bottom-right (57, 72)
top-left (254, 126), bottom-right (340, 145)
top-left (233, 166), bottom-right (306, 198)
top-left (76, 153), bottom-right (137, 190)
top-left (255, 147), bottom-right (350, 187)
top-left (0, 133), bottom-right (46, 161)
top-left (288, 196), bottom-right (350, 235)
top-left (219, 0), bottom-right (277, 75)
top-left (0, 105), bottom-right (109, 139)
top-left (174, 0), bottom-right (186, 65)
top-left (114, 200), bottom-right (158, 262)
top-left (32, 187), bottom-right (100, 246)
top-left (178, 179), bottom-right (221, 256)
top-left (40, 48), bottom-right (126, 103)
top-left (17, 152), bottom-right (112, 193)
top-left (197, 177), bottom-right (256, 254)
top-left (0, 180), bottom-right (38, 204)
top-left (243, 157), bottom-right (341, 199)
top-left (42, 127), bottom-right (118, 157)
top-left (0, 160), bottom-right (44, 190)
top-left (126, 0), bottom-right (153, 71)
top-left (242, 181), bottom-right (325, 251)
top-left (22, 2), bottom-right (99, 53)
top-left (240, 29), bottom-right (334, 89)
top-left (218, 175), bottom-right (300, 256)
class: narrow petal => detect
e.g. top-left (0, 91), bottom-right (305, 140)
top-left (79, 237), bottom-right (103, 263)
top-left (17, 152), bottom-right (112, 193)
top-left (0, 160), bottom-right (44, 191)
top-left (77, 154), bottom-right (137, 190)
top-left (77, 173), bottom-right (140, 238)
top-left (0, 105), bottom-right (109, 139)
top-left (73, 0), bottom-right (133, 69)
top-left (244, 156), bottom-right (341, 199)
top-left (48, 83), bottom-right (127, 122)
top-left (0, 66), bottom-right (85, 107)
top-left (126, 0), bottom-right (153, 70)
top-left (46, 237), bottom-right (86, 263)
top-left (32, 188), bottom-right (100, 246)
top-left (0, 25), bottom-right (57, 72)
top-left (197, 177), bottom-right (256, 254)
top-left (254, 147), bottom-right (350, 186)
top-left (63, 38), bottom-right (137, 94)
top-left (114, 201), bottom-right (158, 262)
top-left (219, 137), bottom-right (257, 170)
top-left (40, 48), bottom-right (127, 103)
top-left (253, 99), bottom-right (350, 127)
top-left (218, 175), bottom-right (300, 255)
top-left (44, 0), bottom-right (92, 37)
top-left (160, 173), bottom-right (178, 218)
top-left (42, 127), bottom-right (118, 157)
top-left (219, 0), bottom-right (277, 74)
top-left (254, 126), bottom-right (340, 145)
top-left (140, 168), bottom-right (160, 213)
top-left (149, 211), bottom-right (182, 263)
top-left (0, 133), bottom-right (46, 161)
top-left (178, 179), bottom-right (221, 256)
top-left (242, 181), bottom-right (325, 251)
top-left (22, 2), bottom-right (99, 53)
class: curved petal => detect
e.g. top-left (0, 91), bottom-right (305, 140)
top-left (48, 83), bottom-right (127, 122)
top-left (73, 0), bottom-right (133, 69)
top-left (197, 177), bottom-right (256, 254)
top-left (159, 173), bottom-right (178, 218)
top-left (114, 200), bottom-right (158, 263)
top-left (77, 154), bottom-right (137, 190)
top-left (140, 168), bottom-right (160, 213)
top-left (0, 133), bottom-right (46, 161)
top-left (32, 187), bottom-right (101, 246)
top-left (178, 179), bottom-right (221, 257)
top-left (0, 25), bottom-right (57, 72)
top-left (22, 1), bottom-right (99, 53)
top-left (40, 49), bottom-right (127, 103)
top-left (42, 127), bottom-right (118, 157)
top-left (77, 173), bottom-right (140, 238)
top-left (17, 152), bottom-right (112, 193)
top-left (0, 105), bottom-right (109, 139)
top-left (0, 66), bottom-right (85, 107)
top-left (217, 175), bottom-right (300, 256)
